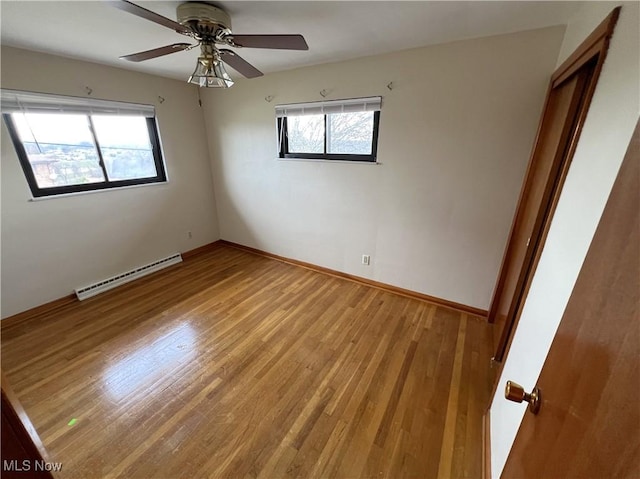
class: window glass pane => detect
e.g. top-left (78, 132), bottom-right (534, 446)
top-left (327, 111), bottom-right (374, 155)
top-left (287, 114), bottom-right (324, 153)
top-left (91, 115), bottom-right (157, 181)
top-left (12, 113), bottom-right (105, 188)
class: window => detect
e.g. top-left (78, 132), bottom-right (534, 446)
top-left (1, 89), bottom-right (166, 198)
top-left (276, 97), bottom-right (381, 162)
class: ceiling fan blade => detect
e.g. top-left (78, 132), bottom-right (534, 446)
top-left (120, 43), bottom-right (193, 62)
top-left (109, 0), bottom-right (192, 35)
top-left (229, 34), bottom-right (309, 50)
top-left (219, 49), bottom-right (263, 78)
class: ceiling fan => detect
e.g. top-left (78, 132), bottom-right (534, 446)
top-left (111, 1), bottom-right (309, 87)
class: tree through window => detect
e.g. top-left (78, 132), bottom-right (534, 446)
top-left (276, 97), bottom-right (381, 162)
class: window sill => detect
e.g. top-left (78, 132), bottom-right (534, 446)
top-left (277, 157), bottom-right (380, 165)
top-left (27, 180), bottom-right (169, 202)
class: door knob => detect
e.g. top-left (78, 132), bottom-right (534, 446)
top-left (505, 380), bottom-right (542, 414)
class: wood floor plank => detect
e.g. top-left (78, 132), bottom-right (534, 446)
top-left (437, 315), bottom-right (468, 479)
top-left (1, 245), bottom-right (493, 478)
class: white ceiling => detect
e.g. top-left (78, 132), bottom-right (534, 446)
top-left (1, 1), bottom-right (581, 82)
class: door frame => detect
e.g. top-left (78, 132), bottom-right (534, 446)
top-left (487, 7), bottom-right (621, 365)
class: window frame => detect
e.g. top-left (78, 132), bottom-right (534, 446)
top-left (3, 112), bottom-right (167, 198)
top-left (277, 110), bottom-right (381, 163)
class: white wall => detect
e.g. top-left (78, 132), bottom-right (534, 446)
top-left (202, 26), bottom-right (565, 311)
top-left (490, 3), bottom-right (640, 476)
top-left (1, 47), bottom-right (220, 318)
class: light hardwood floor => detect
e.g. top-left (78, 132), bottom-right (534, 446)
top-left (1, 244), bottom-right (493, 479)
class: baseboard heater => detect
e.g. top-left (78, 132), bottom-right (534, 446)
top-left (74, 253), bottom-right (182, 301)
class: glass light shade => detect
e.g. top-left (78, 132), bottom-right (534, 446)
top-left (188, 55), bottom-right (234, 88)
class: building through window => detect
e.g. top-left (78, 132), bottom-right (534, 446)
top-left (1, 89), bottom-right (166, 198)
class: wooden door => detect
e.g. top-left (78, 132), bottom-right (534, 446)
top-left (1, 371), bottom-right (54, 479)
top-left (501, 121), bottom-right (640, 477)
top-left (488, 8), bottom-right (620, 362)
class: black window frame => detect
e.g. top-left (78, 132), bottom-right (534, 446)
top-left (3, 112), bottom-right (167, 198)
top-left (278, 110), bottom-right (380, 163)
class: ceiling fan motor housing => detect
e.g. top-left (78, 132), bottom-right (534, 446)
top-left (177, 2), bottom-right (232, 39)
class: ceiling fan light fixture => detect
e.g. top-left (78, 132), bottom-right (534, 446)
top-left (114, 1), bottom-right (308, 84)
top-left (188, 51), bottom-right (234, 88)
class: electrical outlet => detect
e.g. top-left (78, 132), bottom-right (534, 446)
top-left (362, 255), bottom-right (371, 265)
top-left (187, 231), bottom-right (193, 239)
